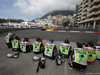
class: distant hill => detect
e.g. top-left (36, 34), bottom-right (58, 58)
top-left (41, 10), bottom-right (75, 19)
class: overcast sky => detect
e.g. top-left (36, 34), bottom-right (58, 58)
top-left (0, 0), bottom-right (82, 20)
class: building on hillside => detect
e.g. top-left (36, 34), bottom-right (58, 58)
top-left (58, 19), bottom-right (63, 25)
top-left (52, 19), bottom-right (58, 25)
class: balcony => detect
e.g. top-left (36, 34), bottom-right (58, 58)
top-left (78, 16), bottom-right (81, 18)
top-left (88, 10), bottom-right (100, 17)
top-left (81, 16), bottom-right (86, 20)
top-left (77, 14), bottom-right (81, 17)
top-left (95, 17), bottom-right (100, 20)
top-left (84, 3), bottom-right (88, 7)
top-left (83, 18), bottom-right (94, 22)
top-left (79, 4), bottom-right (83, 9)
top-left (89, 4), bottom-right (100, 12)
top-left (83, 7), bottom-right (88, 12)
top-left (79, 8), bottom-right (82, 12)
top-left (88, 12), bottom-right (95, 17)
top-left (90, 0), bottom-right (100, 7)
top-left (78, 15), bottom-right (81, 18)
top-left (77, 19), bottom-right (81, 21)
top-left (95, 10), bottom-right (100, 15)
top-left (84, 0), bottom-right (88, 4)
top-left (78, 18), bottom-right (94, 24)
top-left (82, 12), bottom-right (87, 16)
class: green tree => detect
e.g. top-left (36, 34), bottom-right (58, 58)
top-left (63, 20), bottom-right (70, 26)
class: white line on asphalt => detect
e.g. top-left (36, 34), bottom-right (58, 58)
top-left (70, 31), bottom-right (80, 33)
top-left (85, 73), bottom-right (100, 74)
top-left (45, 30), bottom-right (99, 34)
top-left (58, 30), bottom-right (66, 32)
top-left (85, 31), bottom-right (94, 33)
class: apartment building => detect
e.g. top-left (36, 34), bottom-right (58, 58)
top-left (74, 14), bottom-right (79, 27)
top-left (77, 0), bottom-right (100, 29)
top-left (52, 19), bottom-right (58, 25)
